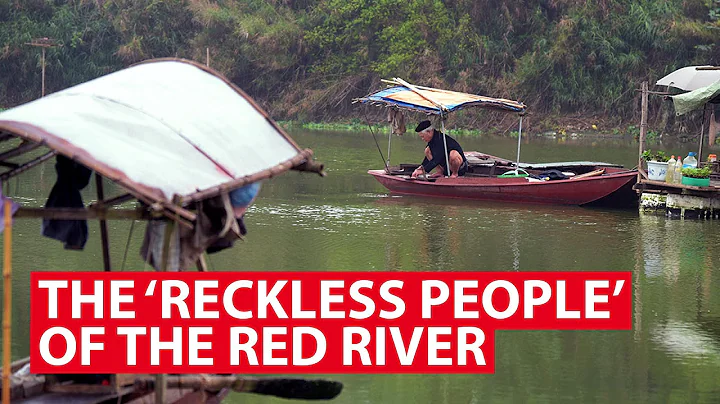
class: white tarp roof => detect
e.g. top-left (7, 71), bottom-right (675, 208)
top-left (656, 65), bottom-right (720, 92)
top-left (0, 59), bottom-right (308, 201)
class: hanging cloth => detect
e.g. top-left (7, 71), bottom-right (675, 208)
top-left (709, 110), bottom-right (719, 146)
top-left (41, 155), bottom-right (92, 250)
top-left (387, 108), bottom-right (406, 136)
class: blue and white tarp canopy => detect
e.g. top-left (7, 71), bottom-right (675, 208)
top-left (355, 81), bottom-right (527, 115)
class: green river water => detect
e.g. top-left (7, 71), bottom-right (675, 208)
top-left (2, 128), bottom-right (720, 403)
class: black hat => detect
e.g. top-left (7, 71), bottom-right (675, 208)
top-left (415, 120), bottom-right (432, 132)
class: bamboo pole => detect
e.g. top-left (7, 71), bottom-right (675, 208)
top-left (516, 115), bottom-right (524, 168)
top-left (2, 199), bottom-right (13, 404)
top-left (390, 77), bottom-right (452, 176)
top-left (699, 105), bottom-right (707, 164)
top-left (439, 120), bottom-right (451, 178)
top-left (41, 48), bottom-right (46, 97)
top-left (386, 124), bottom-right (392, 167)
top-left (392, 78), bottom-right (447, 112)
top-left (638, 81), bottom-right (649, 181)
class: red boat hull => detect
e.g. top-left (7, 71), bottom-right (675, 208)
top-left (368, 169), bottom-right (638, 206)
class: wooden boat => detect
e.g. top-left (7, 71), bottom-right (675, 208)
top-left (369, 151), bottom-right (638, 206)
top-left (354, 78), bottom-right (639, 208)
top-left (0, 58), bottom-right (340, 403)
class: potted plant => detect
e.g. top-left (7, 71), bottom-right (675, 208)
top-left (642, 150), bottom-right (669, 181)
top-left (681, 166), bottom-right (712, 187)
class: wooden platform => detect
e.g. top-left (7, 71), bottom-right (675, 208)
top-left (634, 178), bottom-right (720, 196)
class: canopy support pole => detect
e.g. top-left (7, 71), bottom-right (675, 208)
top-left (2, 199), bottom-right (13, 404)
top-left (95, 173), bottom-right (111, 272)
top-left (699, 105), bottom-right (707, 164)
top-left (387, 125), bottom-right (392, 168)
top-left (516, 115), bottom-right (524, 168)
top-left (440, 120), bottom-right (451, 177)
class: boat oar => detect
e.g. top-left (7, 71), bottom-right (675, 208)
top-left (135, 375), bottom-right (343, 400)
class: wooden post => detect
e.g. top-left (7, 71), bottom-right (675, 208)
top-left (41, 48), bottom-right (46, 97)
top-left (95, 174), bottom-right (111, 272)
top-left (638, 81), bottom-right (649, 181)
top-left (156, 214), bottom-right (175, 402)
top-left (25, 38), bottom-right (59, 99)
top-left (155, 373), bottom-right (167, 403)
top-left (2, 199), bottom-right (13, 404)
top-left (206, 48), bottom-right (210, 67)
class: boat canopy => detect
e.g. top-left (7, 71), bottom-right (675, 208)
top-left (0, 58), bottom-right (320, 204)
top-left (355, 83), bottom-right (527, 115)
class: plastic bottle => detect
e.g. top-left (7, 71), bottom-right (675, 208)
top-left (674, 154), bottom-right (683, 183)
top-left (665, 155), bottom-right (676, 183)
top-left (682, 152), bottom-right (698, 169)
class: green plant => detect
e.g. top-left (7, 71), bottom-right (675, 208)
top-left (641, 149), bottom-right (668, 162)
top-left (681, 166), bottom-right (711, 179)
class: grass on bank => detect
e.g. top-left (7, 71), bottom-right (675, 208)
top-left (277, 120), bottom-right (654, 140)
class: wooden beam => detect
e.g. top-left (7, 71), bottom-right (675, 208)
top-left (183, 150), bottom-right (313, 205)
top-left (639, 178), bottom-right (720, 191)
top-left (15, 207), bottom-right (149, 220)
top-left (89, 193), bottom-right (135, 208)
top-left (96, 173), bottom-right (112, 272)
top-left (0, 151), bottom-right (55, 181)
top-left (633, 89), bottom-right (672, 96)
top-left (0, 141), bottom-right (41, 162)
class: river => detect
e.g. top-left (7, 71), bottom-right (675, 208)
top-left (3, 128), bottom-right (720, 403)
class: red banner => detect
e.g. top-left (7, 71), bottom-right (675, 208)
top-left (30, 271), bottom-right (631, 374)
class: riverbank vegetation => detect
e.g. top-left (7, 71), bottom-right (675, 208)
top-left (1, 0), bottom-right (718, 136)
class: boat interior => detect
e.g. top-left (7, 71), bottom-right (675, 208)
top-left (384, 151), bottom-right (629, 180)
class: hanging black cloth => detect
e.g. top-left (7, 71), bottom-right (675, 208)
top-left (41, 155), bottom-right (93, 250)
top-left (206, 216), bottom-right (247, 254)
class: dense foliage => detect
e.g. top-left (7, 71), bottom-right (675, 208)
top-left (1, 0), bottom-right (719, 130)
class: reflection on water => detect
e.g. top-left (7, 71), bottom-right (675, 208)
top-left (651, 321), bottom-right (720, 363)
top-left (3, 129), bottom-right (720, 403)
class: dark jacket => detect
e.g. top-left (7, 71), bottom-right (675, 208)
top-left (421, 129), bottom-right (467, 175)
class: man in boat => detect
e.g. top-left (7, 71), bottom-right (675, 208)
top-left (411, 120), bottom-right (468, 178)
